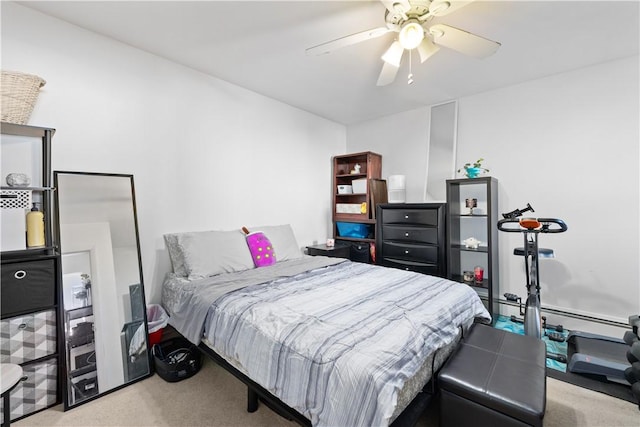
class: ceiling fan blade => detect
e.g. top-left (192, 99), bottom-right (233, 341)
top-left (429, 0), bottom-right (474, 17)
top-left (429, 24), bottom-right (500, 58)
top-left (417, 38), bottom-right (440, 63)
top-left (306, 27), bottom-right (392, 56)
top-left (377, 61), bottom-right (400, 86)
top-left (380, 0), bottom-right (411, 16)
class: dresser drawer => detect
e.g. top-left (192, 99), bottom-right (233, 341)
top-left (381, 209), bottom-right (438, 226)
top-left (0, 357), bottom-right (58, 424)
top-left (382, 242), bottom-right (438, 263)
top-left (1, 258), bottom-right (56, 317)
top-left (1, 309), bottom-right (57, 364)
top-left (381, 225), bottom-right (439, 244)
top-left (381, 258), bottom-right (441, 276)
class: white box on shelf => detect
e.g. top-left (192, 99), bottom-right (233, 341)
top-left (352, 178), bottom-right (367, 194)
top-left (336, 203), bottom-right (362, 214)
top-left (1, 189), bottom-right (31, 251)
top-left (337, 185), bottom-right (353, 194)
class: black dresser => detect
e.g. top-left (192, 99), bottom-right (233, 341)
top-left (375, 203), bottom-right (446, 276)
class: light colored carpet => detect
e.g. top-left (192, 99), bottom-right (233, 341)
top-left (15, 357), bottom-right (639, 427)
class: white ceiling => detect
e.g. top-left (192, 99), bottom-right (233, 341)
top-left (18, 1), bottom-right (640, 125)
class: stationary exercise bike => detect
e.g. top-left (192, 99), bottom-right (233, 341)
top-left (498, 204), bottom-right (568, 361)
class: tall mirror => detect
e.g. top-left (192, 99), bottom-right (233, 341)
top-left (425, 100), bottom-right (458, 201)
top-left (54, 171), bottom-right (151, 409)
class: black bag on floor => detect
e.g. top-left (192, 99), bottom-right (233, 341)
top-left (152, 337), bottom-right (202, 382)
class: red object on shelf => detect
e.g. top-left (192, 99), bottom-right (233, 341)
top-left (474, 266), bottom-right (484, 282)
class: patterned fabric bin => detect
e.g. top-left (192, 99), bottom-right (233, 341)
top-left (0, 357), bottom-right (57, 424)
top-left (1, 310), bottom-right (57, 364)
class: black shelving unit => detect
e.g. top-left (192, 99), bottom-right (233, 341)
top-left (446, 177), bottom-right (499, 320)
top-left (1, 122), bottom-right (61, 424)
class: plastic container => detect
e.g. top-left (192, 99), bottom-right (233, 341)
top-left (352, 179), bottom-right (367, 194)
top-left (147, 304), bottom-right (169, 346)
top-left (336, 222), bottom-right (372, 238)
top-left (337, 185), bottom-right (353, 194)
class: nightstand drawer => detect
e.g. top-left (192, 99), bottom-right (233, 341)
top-left (381, 225), bottom-right (439, 244)
top-left (1, 258), bottom-right (56, 317)
top-left (382, 242), bottom-right (438, 263)
top-left (381, 209), bottom-right (438, 226)
top-left (1, 309), bottom-right (57, 364)
top-left (381, 258), bottom-right (440, 276)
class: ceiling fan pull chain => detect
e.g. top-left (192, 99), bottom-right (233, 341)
top-left (408, 49), bottom-right (414, 85)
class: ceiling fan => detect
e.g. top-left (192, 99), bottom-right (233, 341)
top-left (306, 0), bottom-right (501, 86)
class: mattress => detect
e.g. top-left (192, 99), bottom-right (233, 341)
top-left (163, 258), bottom-right (490, 426)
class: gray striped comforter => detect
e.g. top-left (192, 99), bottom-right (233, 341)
top-left (202, 260), bottom-right (490, 426)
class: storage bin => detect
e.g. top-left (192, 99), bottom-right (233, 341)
top-left (350, 242), bottom-right (371, 263)
top-left (352, 178), bottom-right (367, 194)
top-left (337, 185), bottom-right (353, 194)
top-left (152, 337), bottom-right (202, 382)
top-left (1, 189), bottom-right (31, 251)
top-left (1, 71), bottom-right (46, 125)
top-left (336, 203), bottom-right (364, 214)
top-left (0, 357), bottom-right (57, 424)
top-left (336, 222), bottom-right (372, 239)
top-left (1, 309), bottom-right (57, 364)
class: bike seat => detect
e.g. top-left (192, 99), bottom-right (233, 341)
top-left (520, 218), bottom-right (541, 229)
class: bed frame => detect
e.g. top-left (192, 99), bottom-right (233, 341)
top-left (197, 340), bottom-right (443, 427)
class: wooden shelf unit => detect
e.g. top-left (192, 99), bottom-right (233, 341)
top-left (332, 152), bottom-right (382, 262)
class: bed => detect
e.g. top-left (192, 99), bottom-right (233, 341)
top-left (161, 225), bottom-right (490, 427)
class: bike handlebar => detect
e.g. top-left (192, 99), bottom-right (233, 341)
top-left (497, 217), bottom-right (568, 233)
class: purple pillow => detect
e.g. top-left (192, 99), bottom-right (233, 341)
top-left (245, 231), bottom-right (276, 267)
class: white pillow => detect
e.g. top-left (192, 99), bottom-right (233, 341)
top-left (176, 230), bottom-right (255, 279)
top-left (247, 224), bottom-right (304, 261)
top-left (163, 233), bottom-right (187, 277)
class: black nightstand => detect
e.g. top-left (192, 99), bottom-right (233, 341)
top-left (306, 243), bottom-right (350, 259)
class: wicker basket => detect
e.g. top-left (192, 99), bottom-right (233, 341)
top-left (1, 71), bottom-right (46, 125)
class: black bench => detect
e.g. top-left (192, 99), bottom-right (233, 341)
top-left (438, 323), bottom-right (546, 427)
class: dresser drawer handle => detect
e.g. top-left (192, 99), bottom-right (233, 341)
top-left (404, 215), bottom-right (409, 219)
top-left (18, 323), bottom-right (28, 330)
top-left (14, 270), bottom-right (27, 280)
top-left (404, 250), bottom-right (410, 254)
top-left (20, 375), bottom-right (28, 382)
top-left (405, 232), bottom-right (409, 237)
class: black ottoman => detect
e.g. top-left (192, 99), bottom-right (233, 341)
top-left (438, 323), bottom-right (546, 427)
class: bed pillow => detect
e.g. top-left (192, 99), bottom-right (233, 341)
top-left (247, 224), bottom-right (304, 261)
top-left (176, 230), bottom-right (255, 279)
top-left (164, 233), bottom-right (188, 277)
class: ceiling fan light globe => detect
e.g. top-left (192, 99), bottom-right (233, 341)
top-left (381, 41), bottom-right (404, 67)
top-left (399, 21), bottom-right (424, 50)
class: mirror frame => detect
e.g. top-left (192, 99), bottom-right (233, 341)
top-left (53, 171), bottom-right (151, 410)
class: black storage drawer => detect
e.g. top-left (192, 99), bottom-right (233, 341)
top-left (381, 209), bottom-right (438, 226)
top-left (350, 242), bottom-right (371, 263)
top-left (381, 258), bottom-right (441, 276)
top-left (381, 225), bottom-right (439, 244)
top-left (382, 242), bottom-right (438, 263)
top-left (1, 258), bottom-right (56, 317)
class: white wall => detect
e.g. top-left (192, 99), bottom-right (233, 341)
top-left (2, 3), bottom-right (346, 303)
top-left (347, 107), bottom-right (431, 202)
top-left (348, 56), bottom-right (640, 329)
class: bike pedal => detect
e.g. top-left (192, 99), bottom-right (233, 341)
top-left (547, 332), bottom-right (565, 342)
top-left (504, 293), bottom-right (520, 302)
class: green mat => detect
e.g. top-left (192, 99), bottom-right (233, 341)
top-left (493, 314), bottom-right (568, 371)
